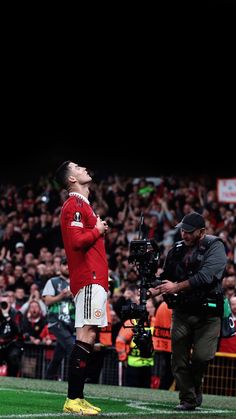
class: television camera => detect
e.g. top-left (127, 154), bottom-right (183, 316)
top-left (120, 215), bottom-right (162, 357)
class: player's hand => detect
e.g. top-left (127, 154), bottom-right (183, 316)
top-left (95, 215), bottom-right (109, 235)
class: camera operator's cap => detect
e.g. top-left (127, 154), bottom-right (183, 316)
top-left (176, 212), bottom-right (205, 232)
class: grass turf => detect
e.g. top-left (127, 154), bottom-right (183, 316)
top-left (0, 377), bottom-right (235, 418)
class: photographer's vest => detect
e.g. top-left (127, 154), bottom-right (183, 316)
top-left (162, 235), bottom-right (224, 314)
top-left (47, 276), bottom-right (75, 328)
top-left (128, 319), bottom-right (154, 367)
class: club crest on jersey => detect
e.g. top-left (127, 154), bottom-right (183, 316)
top-left (74, 212), bottom-right (81, 222)
top-left (94, 309), bottom-right (102, 319)
top-left (71, 211), bottom-right (83, 227)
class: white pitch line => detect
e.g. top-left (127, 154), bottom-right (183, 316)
top-left (0, 410), bottom-right (236, 418)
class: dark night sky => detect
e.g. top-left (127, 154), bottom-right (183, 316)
top-left (1, 3), bottom-right (234, 185)
top-left (1, 132), bottom-right (234, 186)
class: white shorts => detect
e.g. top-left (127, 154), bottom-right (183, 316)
top-left (74, 284), bottom-right (108, 328)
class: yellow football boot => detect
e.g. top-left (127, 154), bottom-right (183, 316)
top-left (63, 397), bottom-right (99, 415)
top-left (80, 398), bottom-right (101, 413)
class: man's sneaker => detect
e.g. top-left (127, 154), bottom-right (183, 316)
top-left (63, 398), bottom-right (99, 415)
top-left (175, 402), bottom-right (196, 411)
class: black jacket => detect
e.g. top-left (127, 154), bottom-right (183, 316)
top-left (160, 235), bottom-right (227, 313)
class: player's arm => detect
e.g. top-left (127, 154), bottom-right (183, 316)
top-left (65, 205), bottom-right (107, 249)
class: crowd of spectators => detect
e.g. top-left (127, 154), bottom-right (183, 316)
top-left (0, 172), bottom-right (235, 379)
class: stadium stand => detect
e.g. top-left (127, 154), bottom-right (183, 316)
top-left (0, 172), bottom-right (236, 396)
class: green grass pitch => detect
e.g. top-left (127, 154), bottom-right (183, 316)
top-left (0, 377), bottom-right (235, 418)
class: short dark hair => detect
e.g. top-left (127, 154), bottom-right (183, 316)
top-left (55, 161), bottom-right (71, 189)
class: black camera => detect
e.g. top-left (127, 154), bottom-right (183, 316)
top-left (121, 238), bottom-right (160, 322)
top-left (133, 324), bottom-right (154, 358)
top-left (128, 239), bottom-right (159, 287)
top-left (120, 236), bottom-right (161, 357)
top-left (121, 302), bottom-right (147, 322)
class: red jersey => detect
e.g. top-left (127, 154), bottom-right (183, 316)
top-left (60, 192), bottom-right (108, 296)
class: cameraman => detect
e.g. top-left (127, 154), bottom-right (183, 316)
top-left (0, 294), bottom-right (23, 376)
top-left (149, 212), bottom-right (227, 411)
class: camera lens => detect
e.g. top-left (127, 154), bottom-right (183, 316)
top-left (0, 301), bottom-right (8, 310)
